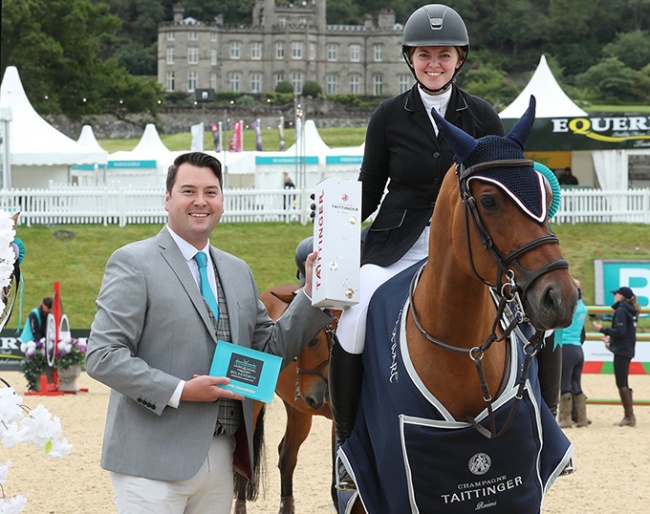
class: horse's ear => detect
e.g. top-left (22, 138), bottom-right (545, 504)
top-left (11, 212), bottom-right (20, 226)
top-left (506, 95), bottom-right (536, 150)
top-left (430, 107), bottom-right (478, 163)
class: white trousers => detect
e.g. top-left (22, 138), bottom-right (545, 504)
top-left (111, 435), bottom-right (235, 514)
top-left (337, 226), bottom-right (430, 354)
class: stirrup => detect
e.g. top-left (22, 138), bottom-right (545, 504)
top-left (559, 457), bottom-right (576, 476)
top-left (336, 455), bottom-right (357, 492)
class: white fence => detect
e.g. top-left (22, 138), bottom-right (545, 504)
top-left (1, 187), bottom-right (649, 227)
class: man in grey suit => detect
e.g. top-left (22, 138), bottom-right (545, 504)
top-left (86, 151), bottom-right (331, 513)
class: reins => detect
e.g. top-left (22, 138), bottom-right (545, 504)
top-left (408, 159), bottom-right (564, 439)
top-left (293, 318), bottom-right (337, 402)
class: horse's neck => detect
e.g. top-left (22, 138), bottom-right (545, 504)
top-left (411, 260), bottom-right (495, 347)
top-left (406, 247), bottom-right (507, 420)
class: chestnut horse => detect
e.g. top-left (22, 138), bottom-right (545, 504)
top-left (341, 97), bottom-right (578, 514)
top-left (233, 284), bottom-right (339, 514)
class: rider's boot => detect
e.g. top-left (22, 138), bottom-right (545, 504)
top-left (537, 334), bottom-right (562, 416)
top-left (329, 340), bottom-right (363, 492)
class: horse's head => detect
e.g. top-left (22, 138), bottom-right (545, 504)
top-left (260, 285), bottom-right (333, 409)
top-left (431, 97), bottom-right (577, 330)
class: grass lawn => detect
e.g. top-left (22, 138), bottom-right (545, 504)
top-left (8, 222), bottom-right (650, 330)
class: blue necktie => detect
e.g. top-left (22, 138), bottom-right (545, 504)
top-left (194, 252), bottom-right (219, 320)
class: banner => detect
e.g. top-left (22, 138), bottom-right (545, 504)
top-left (502, 114), bottom-right (650, 152)
top-left (211, 122), bottom-right (222, 152)
top-left (190, 122), bottom-right (204, 151)
top-left (229, 120), bottom-right (243, 152)
top-left (253, 119), bottom-right (263, 151)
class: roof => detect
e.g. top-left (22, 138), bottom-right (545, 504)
top-left (499, 55), bottom-right (588, 119)
top-left (0, 66), bottom-right (107, 166)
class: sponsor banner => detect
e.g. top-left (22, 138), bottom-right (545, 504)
top-left (255, 155), bottom-right (319, 165)
top-left (325, 155), bottom-right (363, 165)
top-left (502, 114), bottom-right (650, 152)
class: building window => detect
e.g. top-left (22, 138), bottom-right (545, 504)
top-left (291, 41), bottom-right (303, 60)
top-left (299, 17), bottom-right (307, 27)
top-left (188, 31), bottom-right (198, 41)
top-left (373, 44), bottom-right (383, 62)
top-left (278, 17), bottom-right (287, 28)
top-left (349, 44), bottom-right (360, 62)
top-left (229, 72), bottom-right (241, 92)
top-left (188, 71), bottom-right (198, 92)
top-left (373, 75), bottom-right (383, 95)
top-left (327, 44), bottom-right (337, 61)
top-left (167, 32), bottom-right (175, 41)
top-left (210, 33), bottom-right (217, 42)
top-left (309, 42), bottom-right (316, 61)
top-left (188, 47), bottom-right (198, 64)
top-left (230, 42), bottom-right (240, 59)
top-left (211, 49), bottom-right (218, 65)
top-left (251, 42), bottom-right (262, 60)
top-left (275, 72), bottom-right (285, 87)
top-left (275, 42), bottom-right (285, 59)
top-left (210, 72), bottom-right (217, 90)
top-left (326, 74), bottom-right (337, 94)
top-left (165, 71), bottom-right (175, 92)
top-left (349, 75), bottom-right (360, 94)
top-left (166, 48), bottom-right (175, 64)
top-left (251, 73), bottom-right (262, 93)
top-left (291, 72), bottom-right (303, 93)
top-left (398, 74), bottom-right (411, 93)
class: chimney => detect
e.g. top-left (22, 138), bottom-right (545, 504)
top-left (173, 2), bottom-right (184, 23)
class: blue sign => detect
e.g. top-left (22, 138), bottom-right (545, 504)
top-left (107, 160), bottom-right (157, 169)
top-left (255, 156), bottom-right (319, 165)
top-left (325, 155), bottom-right (363, 165)
top-left (594, 260), bottom-right (650, 307)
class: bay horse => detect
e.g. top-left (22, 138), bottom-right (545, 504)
top-left (233, 284), bottom-right (339, 514)
top-left (340, 96), bottom-right (578, 514)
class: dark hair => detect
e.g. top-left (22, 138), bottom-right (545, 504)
top-left (42, 297), bottom-right (53, 309)
top-left (166, 152), bottom-right (222, 193)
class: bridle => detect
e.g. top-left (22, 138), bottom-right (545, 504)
top-left (293, 318), bottom-right (337, 402)
top-left (409, 159), bottom-right (569, 439)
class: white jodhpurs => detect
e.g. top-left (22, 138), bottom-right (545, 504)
top-left (337, 226), bottom-right (430, 354)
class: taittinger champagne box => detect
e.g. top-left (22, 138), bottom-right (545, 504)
top-left (311, 177), bottom-right (361, 309)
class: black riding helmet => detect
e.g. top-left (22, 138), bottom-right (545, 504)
top-left (294, 236), bottom-right (313, 284)
top-left (401, 4), bottom-right (469, 94)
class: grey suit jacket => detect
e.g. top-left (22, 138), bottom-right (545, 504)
top-left (85, 227), bottom-right (331, 481)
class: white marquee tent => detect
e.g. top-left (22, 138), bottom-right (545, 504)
top-left (0, 66), bottom-right (108, 189)
top-left (499, 55), bottom-right (642, 190)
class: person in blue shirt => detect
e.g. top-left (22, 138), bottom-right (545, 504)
top-left (555, 280), bottom-right (588, 428)
top-left (19, 297), bottom-right (52, 342)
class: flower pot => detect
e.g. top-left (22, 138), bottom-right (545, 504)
top-left (57, 364), bottom-right (82, 392)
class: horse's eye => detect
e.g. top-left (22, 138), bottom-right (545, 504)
top-left (308, 337), bottom-right (319, 348)
top-left (479, 194), bottom-right (498, 211)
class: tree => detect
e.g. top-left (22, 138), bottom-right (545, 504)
top-left (302, 80), bottom-right (322, 98)
top-left (603, 30), bottom-right (650, 71)
top-left (575, 57), bottom-right (650, 103)
top-left (1, 0), bottom-right (162, 121)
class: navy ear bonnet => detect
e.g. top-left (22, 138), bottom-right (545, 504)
top-left (431, 96), bottom-right (547, 223)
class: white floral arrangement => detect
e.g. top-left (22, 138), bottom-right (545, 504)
top-left (0, 210), bottom-right (72, 513)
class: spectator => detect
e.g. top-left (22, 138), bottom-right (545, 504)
top-left (593, 286), bottom-right (641, 427)
top-left (556, 280), bottom-right (589, 428)
top-left (558, 166), bottom-right (578, 185)
top-left (19, 296), bottom-right (53, 342)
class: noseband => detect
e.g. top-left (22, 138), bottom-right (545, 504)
top-left (293, 319), bottom-right (336, 402)
top-left (408, 159), bottom-right (567, 439)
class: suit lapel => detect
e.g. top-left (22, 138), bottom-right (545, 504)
top-left (210, 247), bottom-right (240, 344)
top-left (404, 86), bottom-right (440, 148)
top-left (157, 229), bottom-right (218, 341)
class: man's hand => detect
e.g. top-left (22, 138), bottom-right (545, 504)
top-left (181, 375), bottom-right (245, 402)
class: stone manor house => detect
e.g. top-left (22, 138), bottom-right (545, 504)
top-left (157, 0), bottom-right (410, 97)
